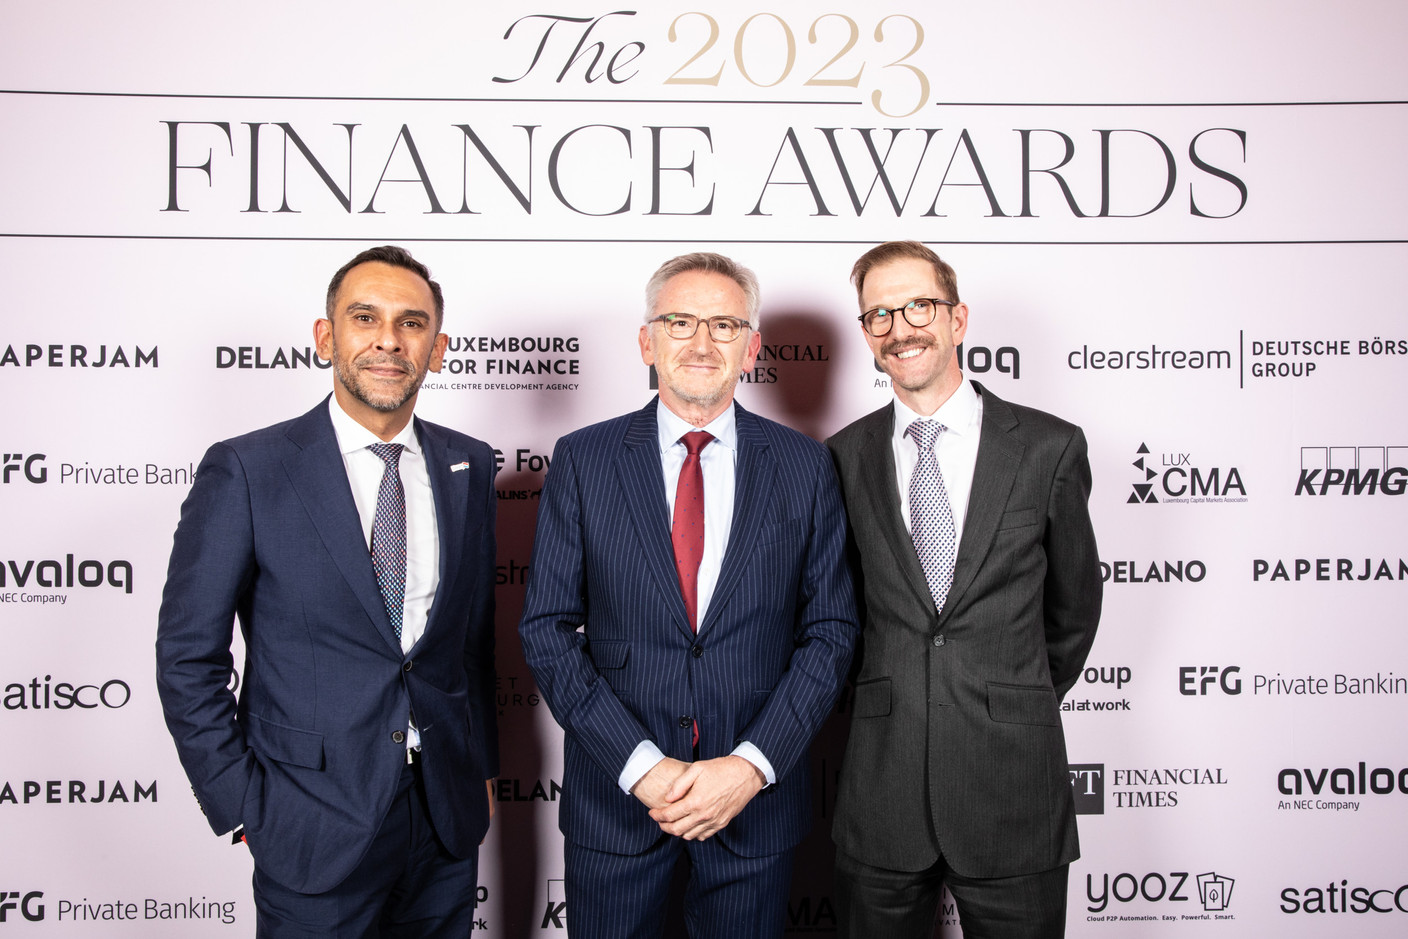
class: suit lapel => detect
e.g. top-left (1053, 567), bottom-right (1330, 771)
top-left (282, 400), bottom-right (400, 653)
top-left (615, 400), bottom-right (694, 639)
top-left (852, 404), bottom-right (936, 615)
top-left (699, 404), bottom-right (776, 637)
top-left (416, 418), bottom-right (472, 652)
top-left (938, 382), bottom-right (1023, 627)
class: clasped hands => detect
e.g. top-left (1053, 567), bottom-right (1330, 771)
top-left (631, 755), bottom-right (765, 841)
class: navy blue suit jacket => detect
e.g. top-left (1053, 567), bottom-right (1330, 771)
top-left (518, 399), bottom-right (857, 857)
top-left (156, 398), bottom-right (498, 894)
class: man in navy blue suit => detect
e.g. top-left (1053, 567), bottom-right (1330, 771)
top-left (519, 252), bottom-right (858, 938)
top-left (156, 246), bottom-right (498, 937)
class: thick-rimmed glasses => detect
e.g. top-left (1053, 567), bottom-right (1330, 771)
top-left (649, 313), bottom-right (752, 342)
top-left (858, 297), bottom-right (956, 338)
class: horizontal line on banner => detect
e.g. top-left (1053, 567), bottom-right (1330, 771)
top-left (0, 89), bottom-right (861, 106)
top-left (934, 100), bottom-right (1408, 108)
top-left (2, 233), bottom-right (1406, 246)
top-left (2, 89), bottom-right (1406, 108)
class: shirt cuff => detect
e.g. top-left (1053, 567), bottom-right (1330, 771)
top-left (619, 740), bottom-right (667, 793)
top-left (731, 741), bottom-right (775, 787)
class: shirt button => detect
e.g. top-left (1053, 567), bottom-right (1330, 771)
top-left (391, 730), bottom-right (406, 744)
top-left (932, 635), bottom-right (946, 647)
top-left (678, 716), bottom-right (692, 729)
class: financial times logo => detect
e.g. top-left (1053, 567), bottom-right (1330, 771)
top-left (1069, 763), bottom-right (1104, 814)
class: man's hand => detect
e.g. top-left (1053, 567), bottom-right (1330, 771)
top-left (630, 757), bottom-right (691, 811)
top-left (482, 778), bottom-right (496, 844)
top-left (648, 755), bottom-right (764, 841)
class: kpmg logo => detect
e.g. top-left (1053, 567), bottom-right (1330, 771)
top-left (1127, 443), bottom-right (1246, 504)
top-left (1295, 446), bottom-right (1407, 496)
top-left (541, 879), bottom-right (567, 930)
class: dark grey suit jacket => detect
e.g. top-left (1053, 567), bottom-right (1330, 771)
top-left (827, 381), bottom-right (1101, 878)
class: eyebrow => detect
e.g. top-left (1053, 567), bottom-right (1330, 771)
top-left (345, 301), bottom-right (431, 320)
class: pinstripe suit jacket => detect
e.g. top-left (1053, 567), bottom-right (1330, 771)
top-left (827, 382), bottom-right (1101, 878)
top-left (518, 398), bottom-right (858, 857)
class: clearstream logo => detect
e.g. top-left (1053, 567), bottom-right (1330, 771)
top-left (1127, 443), bottom-right (1246, 504)
top-left (1295, 446), bottom-right (1406, 496)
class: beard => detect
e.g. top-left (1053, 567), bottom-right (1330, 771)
top-left (331, 345), bottom-right (427, 413)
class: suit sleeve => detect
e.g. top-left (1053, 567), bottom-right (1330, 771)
top-left (154, 441), bottom-right (258, 836)
top-left (465, 444), bottom-right (500, 779)
top-left (733, 447), bottom-right (859, 781)
top-left (1042, 426), bottom-right (1102, 699)
top-left (517, 436), bottom-right (656, 781)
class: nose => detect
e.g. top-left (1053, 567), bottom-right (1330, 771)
top-left (374, 320), bottom-right (403, 353)
top-left (685, 322), bottom-right (718, 354)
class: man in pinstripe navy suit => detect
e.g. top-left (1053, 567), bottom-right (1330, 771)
top-left (519, 252), bottom-right (858, 938)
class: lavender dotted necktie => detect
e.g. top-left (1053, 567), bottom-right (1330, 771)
top-left (906, 420), bottom-right (956, 613)
top-left (368, 443), bottom-right (407, 641)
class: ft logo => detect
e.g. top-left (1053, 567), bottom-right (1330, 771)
top-left (1179, 666), bottom-right (1241, 695)
top-left (2, 454), bottom-right (47, 484)
top-left (541, 879), bottom-right (567, 930)
top-left (0, 891), bottom-right (45, 922)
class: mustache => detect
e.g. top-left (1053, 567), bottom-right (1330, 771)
top-left (880, 336), bottom-right (935, 357)
top-left (354, 353), bottom-right (413, 374)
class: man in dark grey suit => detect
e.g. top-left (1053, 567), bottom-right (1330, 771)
top-left (827, 241), bottom-right (1101, 938)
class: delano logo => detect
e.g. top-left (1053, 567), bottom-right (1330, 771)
top-left (1295, 446), bottom-right (1407, 496)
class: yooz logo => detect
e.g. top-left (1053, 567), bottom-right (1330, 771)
top-left (2, 454), bottom-right (46, 484)
top-left (1087, 871), bottom-right (1233, 913)
top-left (1180, 666), bottom-right (1241, 695)
top-left (1295, 446), bottom-right (1407, 496)
top-left (1069, 763), bottom-right (1104, 814)
top-left (1128, 443), bottom-right (1246, 503)
top-left (0, 891), bottom-right (44, 922)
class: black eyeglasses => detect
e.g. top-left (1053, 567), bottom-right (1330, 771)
top-left (649, 313), bottom-right (752, 343)
top-left (858, 297), bottom-right (955, 337)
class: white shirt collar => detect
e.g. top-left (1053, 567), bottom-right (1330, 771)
top-left (656, 399), bottom-right (738, 454)
top-left (893, 378), bottom-right (979, 439)
top-left (327, 396), bottom-right (421, 456)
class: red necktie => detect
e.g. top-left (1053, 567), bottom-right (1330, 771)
top-left (671, 431), bottom-right (712, 748)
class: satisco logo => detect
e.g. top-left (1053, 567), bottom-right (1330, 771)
top-left (1295, 446), bottom-right (1407, 496)
top-left (1127, 443), bottom-right (1246, 504)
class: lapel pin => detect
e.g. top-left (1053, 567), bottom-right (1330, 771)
top-left (450, 461), bottom-right (470, 472)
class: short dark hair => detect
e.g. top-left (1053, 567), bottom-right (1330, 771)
top-left (325, 245), bottom-right (444, 326)
top-left (645, 252), bottom-right (761, 329)
top-left (851, 241), bottom-right (960, 305)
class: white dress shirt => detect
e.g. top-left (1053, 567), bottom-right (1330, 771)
top-left (616, 401), bottom-right (775, 793)
top-left (892, 378), bottom-right (984, 548)
top-left (328, 398), bottom-right (440, 751)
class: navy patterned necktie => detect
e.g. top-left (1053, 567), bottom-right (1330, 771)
top-left (905, 420), bottom-right (956, 613)
top-left (368, 443), bottom-right (407, 640)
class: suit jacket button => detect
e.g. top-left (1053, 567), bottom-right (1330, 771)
top-left (678, 716), bottom-right (691, 729)
top-left (403, 660), bottom-right (413, 672)
top-left (391, 730), bottom-right (406, 744)
top-left (692, 645), bottom-right (704, 658)
top-left (932, 634), bottom-right (945, 647)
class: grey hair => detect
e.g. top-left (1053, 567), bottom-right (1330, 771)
top-left (643, 252), bottom-right (760, 329)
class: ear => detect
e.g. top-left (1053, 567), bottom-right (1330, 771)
top-left (427, 331), bottom-right (449, 373)
top-left (739, 327), bottom-right (762, 373)
top-left (313, 318), bottom-right (334, 361)
top-left (638, 324), bottom-right (656, 366)
top-left (949, 302), bottom-right (970, 346)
